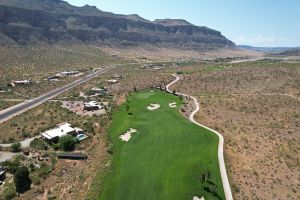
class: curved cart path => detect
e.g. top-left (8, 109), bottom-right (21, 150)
top-left (166, 74), bottom-right (233, 200)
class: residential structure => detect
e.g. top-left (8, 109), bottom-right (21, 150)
top-left (107, 79), bottom-right (118, 84)
top-left (57, 71), bottom-right (79, 77)
top-left (41, 123), bottom-right (83, 142)
top-left (91, 87), bottom-right (106, 93)
top-left (10, 80), bottom-right (31, 87)
top-left (84, 101), bottom-right (102, 111)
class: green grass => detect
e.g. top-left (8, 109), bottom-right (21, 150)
top-left (99, 91), bottom-right (225, 200)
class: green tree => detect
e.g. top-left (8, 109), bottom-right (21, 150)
top-left (59, 135), bottom-right (77, 151)
top-left (10, 142), bottom-right (21, 152)
top-left (30, 138), bottom-right (48, 150)
top-left (14, 166), bottom-right (31, 193)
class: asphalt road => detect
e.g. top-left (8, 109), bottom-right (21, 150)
top-left (0, 66), bottom-right (115, 123)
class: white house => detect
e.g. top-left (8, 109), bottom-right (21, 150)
top-left (13, 80), bottom-right (31, 85)
top-left (91, 87), bottom-right (106, 93)
top-left (41, 123), bottom-right (80, 142)
top-left (84, 101), bottom-right (102, 111)
top-left (107, 79), bottom-right (118, 84)
top-left (57, 71), bottom-right (79, 77)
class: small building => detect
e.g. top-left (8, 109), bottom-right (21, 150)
top-left (107, 79), bottom-right (118, 84)
top-left (47, 75), bottom-right (61, 81)
top-left (11, 80), bottom-right (31, 86)
top-left (112, 74), bottom-right (125, 79)
top-left (84, 101), bottom-right (102, 111)
top-left (58, 71), bottom-right (79, 77)
top-left (0, 168), bottom-right (6, 182)
top-left (91, 87), bottom-right (106, 93)
top-left (41, 123), bottom-right (80, 142)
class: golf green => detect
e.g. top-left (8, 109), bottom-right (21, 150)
top-left (99, 91), bottom-right (225, 200)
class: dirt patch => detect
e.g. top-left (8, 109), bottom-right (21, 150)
top-left (61, 101), bottom-right (106, 116)
top-left (115, 93), bottom-right (127, 106)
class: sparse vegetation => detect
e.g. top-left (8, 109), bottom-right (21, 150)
top-left (30, 138), bottom-right (48, 150)
top-left (173, 60), bottom-right (300, 200)
top-left (10, 142), bottom-right (21, 152)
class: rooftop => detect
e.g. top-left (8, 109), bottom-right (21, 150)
top-left (84, 101), bottom-right (101, 107)
top-left (41, 122), bottom-right (75, 140)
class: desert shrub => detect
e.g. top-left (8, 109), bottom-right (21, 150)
top-left (0, 158), bottom-right (20, 173)
top-left (21, 130), bottom-right (30, 138)
top-left (59, 135), bottom-right (78, 151)
top-left (2, 184), bottom-right (16, 200)
top-left (30, 138), bottom-right (48, 150)
top-left (36, 163), bottom-right (52, 179)
top-left (10, 142), bottom-right (21, 152)
top-left (232, 184), bottom-right (240, 193)
top-left (83, 121), bottom-right (94, 133)
top-left (86, 90), bottom-right (96, 96)
top-left (14, 166), bottom-right (32, 193)
top-left (51, 143), bottom-right (60, 151)
top-left (8, 137), bottom-right (15, 143)
top-left (31, 175), bottom-right (41, 185)
top-left (107, 142), bottom-right (114, 154)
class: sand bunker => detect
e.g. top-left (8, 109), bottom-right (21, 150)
top-left (147, 103), bottom-right (160, 110)
top-left (193, 197), bottom-right (205, 200)
top-left (119, 128), bottom-right (137, 142)
top-left (169, 102), bottom-right (177, 108)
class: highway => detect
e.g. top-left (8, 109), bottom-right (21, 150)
top-left (0, 66), bottom-right (115, 123)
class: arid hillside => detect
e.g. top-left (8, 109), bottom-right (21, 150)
top-left (172, 61), bottom-right (300, 200)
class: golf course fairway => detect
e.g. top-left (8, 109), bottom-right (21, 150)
top-left (99, 90), bottom-right (225, 200)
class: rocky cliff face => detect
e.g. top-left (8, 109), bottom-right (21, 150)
top-left (0, 0), bottom-right (235, 50)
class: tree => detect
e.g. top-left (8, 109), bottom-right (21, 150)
top-left (14, 166), bottom-right (31, 193)
top-left (59, 135), bottom-right (77, 151)
top-left (30, 138), bottom-right (48, 150)
top-left (172, 89), bottom-right (176, 95)
top-left (10, 142), bottom-right (21, 152)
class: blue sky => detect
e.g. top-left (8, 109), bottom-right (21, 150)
top-left (66, 0), bottom-right (300, 47)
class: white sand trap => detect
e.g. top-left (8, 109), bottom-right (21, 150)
top-left (147, 103), bottom-right (160, 110)
top-left (193, 196), bottom-right (205, 200)
top-left (119, 128), bottom-right (137, 142)
top-left (169, 102), bottom-right (177, 108)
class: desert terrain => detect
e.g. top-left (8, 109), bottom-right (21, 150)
top-left (172, 61), bottom-right (300, 200)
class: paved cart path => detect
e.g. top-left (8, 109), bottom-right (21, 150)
top-left (166, 74), bottom-right (233, 200)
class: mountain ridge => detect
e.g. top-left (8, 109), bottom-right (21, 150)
top-left (0, 0), bottom-right (235, 50)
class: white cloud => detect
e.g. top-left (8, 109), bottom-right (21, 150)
top-left (234, 35), bottom-right (283, 47)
